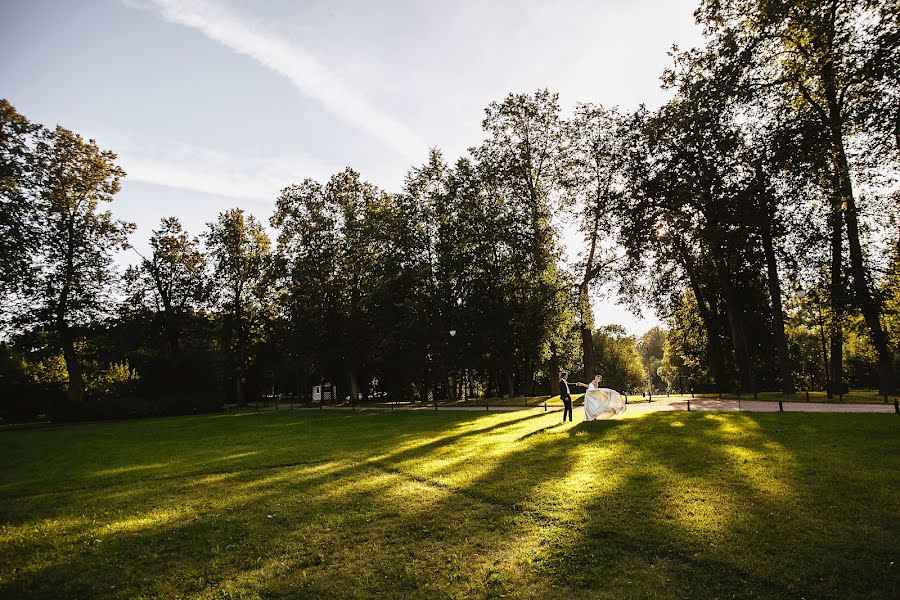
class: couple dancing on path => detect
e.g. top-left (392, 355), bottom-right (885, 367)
top-left (559, 371), bottom-right (626, 422)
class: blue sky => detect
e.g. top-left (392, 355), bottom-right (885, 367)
top-left (0, 0), bottom-right (705, 334)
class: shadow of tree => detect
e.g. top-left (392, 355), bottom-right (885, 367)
top-left (0, 411), bottom-right (897, 598)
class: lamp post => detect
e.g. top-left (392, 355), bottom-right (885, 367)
top-left (793, 287), bottom-right (808, 396)
top-left (449, 328), bottom-right (457, 404)
top-left (450, 297), bottom-right (463, 402)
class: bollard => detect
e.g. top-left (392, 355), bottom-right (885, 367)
top-left (544, 401), bottom-right (547, 412)
top-left (778, 400), bottom-right (783, 412)
top-left (435, 400), bottom-right (438, 411)
top-left (486, 401), bottom-right (489, 411)
top-left (884, 394), bottom-right (888, 404)
top-left (687, 400), bottom-right (691, 411)
top-left (805, 391), bottom-right (809, 402)
top-left (894, 399), bottom-right (898, 413)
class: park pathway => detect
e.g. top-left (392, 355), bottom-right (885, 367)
top-left (615, 397), bottom-right (896, 415)
top-left (271, 398), bottom-right (897, 415)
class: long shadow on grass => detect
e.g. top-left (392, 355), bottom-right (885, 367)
top-left (34, 416), bottom-right (580, 598)
top-left (0, 458), bottom-right (427, 598)
top-left (307, 431), bottom-right (590, 598)
top-left (0, 410), bottom-right (537, 499)
top-left (535, 413), bottom-right (898, 599)
top-left (1, 411), bottom-right (578, 598)
top-left (3, 412), bottom-right (896, 599)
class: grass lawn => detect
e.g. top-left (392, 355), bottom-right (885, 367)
top-left (1, 409), bottom-right (897, 599)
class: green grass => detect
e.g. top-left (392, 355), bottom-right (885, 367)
top-left (1, 410), bottom-right (897, 599)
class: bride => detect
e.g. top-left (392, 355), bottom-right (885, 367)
top-left (575, 374), bottom-right (626, 421)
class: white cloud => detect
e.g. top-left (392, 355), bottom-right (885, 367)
top-left (130, 0), bottom-right (426, 161)
top-left (107, 135), bottom-right (336, 201)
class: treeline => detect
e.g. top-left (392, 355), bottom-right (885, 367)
top-left (2, 0), bottom-right (898, 420)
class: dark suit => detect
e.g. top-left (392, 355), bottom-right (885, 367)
top-left (559, 379), bottom-right (573, 422)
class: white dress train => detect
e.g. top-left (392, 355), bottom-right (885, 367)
top-left (583, 383), bottom-right (626, 420)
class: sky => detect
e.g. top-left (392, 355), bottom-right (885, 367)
top-left (0, 0), bottom-right (706, 335)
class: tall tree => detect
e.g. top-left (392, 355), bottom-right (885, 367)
top-left (273, 169), bottom-right (396, 402)
top-left (475, 90), bottom-right (570, 392)
top-left (567, 103), bottom-right (628, 380)
top-left (272, 178), bottom-right (340, 400)
top-left (125, 217), bottom-right (206, 357)
top-left (697, 0), bottom-right (899, 393)
top-left (205, 208), bottom-right (271, 405)
top-left (29, 126), bottom-right (133, 405)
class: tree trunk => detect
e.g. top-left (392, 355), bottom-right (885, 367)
top-left (503, 369), bottom-right (515, 398)
top-left (58, 217), bottom-right (83, 405)
top-left (162, 312), bottom-right (180, 358)
top-left (833, 136), bottom-right (894, 394)
top-left (723, 294), bottom-right (755, 393)
top-left (548, 345), bottom-right (560, 396)
top-left (683, 257), bottom-right (728, 392)
top-left (817, 304), bottom-right (831, 393)
top-left (348, 368), bottom-right (359, 404)
top-left (828, 206), bottom-right (843, 398)
top-left (579, 202), bottom-right (601, 382)
top-left (234, 289), bottom-right (247, 406)
top-left (761, 225), bottom-right (795, 394)
top-left (59, 323), bottom-right (84, 405)
top-left (152, 268), bottom-right (180, 358)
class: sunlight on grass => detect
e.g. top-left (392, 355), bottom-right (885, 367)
top-left (92, 462), bottom-right (169, 477)
top-left (0, 411), bottom-right (896, 598)
top-left (98, 507), bottom-right (188, 534)
top-left (206, 451), bottom-right (261, 463)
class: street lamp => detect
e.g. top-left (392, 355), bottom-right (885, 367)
top-left (450, 297), bottom-right (463, 400)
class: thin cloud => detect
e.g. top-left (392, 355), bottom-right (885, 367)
top-left (106, 135), bottom-right (336, 201)
top-left (131, 0), bottom-right (426, 160)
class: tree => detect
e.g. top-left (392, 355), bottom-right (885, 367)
top-left (619, 76), bottom-right (753, 393)
top-left (272, 178), bottom-right (340, 400)
top-left (567, 103), bottom-right (628, 381)
top-left (205, 208), bottom-right (271, 405)
top-left (475, 90), bottom-right (571, 392)
top-left (639, 326), bottom-right (667, 391)
top-left (592, 325), bottom-right (645, 392)
top-left (273, 169), bottom-right (402, 402)
top-left (23, 126), bottom-right (133, 406)
top-left (697, 0), bottom-right (899, 393)
top-left (125, 217), bottom-right (206, 357)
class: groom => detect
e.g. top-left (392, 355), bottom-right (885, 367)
top-left (559, 371), bottom-right (574, 422)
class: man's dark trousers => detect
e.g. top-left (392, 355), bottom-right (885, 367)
top-left (559, 379), bottom-right (573, 422)
top-left (562, 397), bottom-right (573, 422)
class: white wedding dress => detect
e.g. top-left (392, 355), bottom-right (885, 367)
top-left (583, 382), bottom-right (626, 420)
